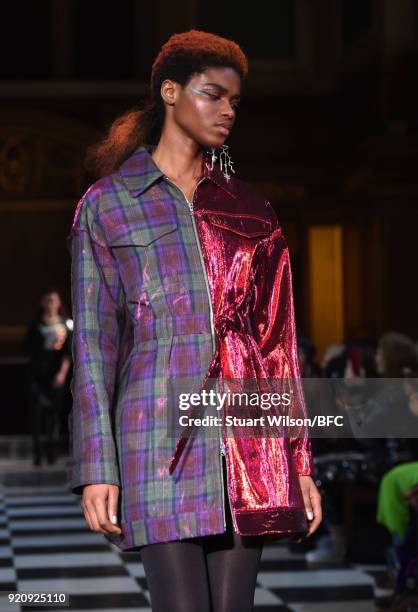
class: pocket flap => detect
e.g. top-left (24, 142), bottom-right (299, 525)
top-left (201, 211), bottom-right (272, 238)
top-left (109, 222), bottom-right (178, 247)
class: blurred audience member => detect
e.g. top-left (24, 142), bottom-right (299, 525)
top-left (321, 344), bottom-right (345, 374)
top-left (376, 332), bottom-right (418, 378)
top-left (23, 287), bottom-right (72, 466)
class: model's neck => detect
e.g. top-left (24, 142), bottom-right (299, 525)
top-left (151, 133), bottom-right (204, 181)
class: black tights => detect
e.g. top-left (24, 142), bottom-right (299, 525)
top-left (140, 456), bottom-right (264, 612)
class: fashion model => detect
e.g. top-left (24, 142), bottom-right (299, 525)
top-left (67, 29), bottom-right (322, 611)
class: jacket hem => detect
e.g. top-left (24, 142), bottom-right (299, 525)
top-left (104, 508), bottom-right (226, 550)
top-left (234, 507), bottom-right (309, 536)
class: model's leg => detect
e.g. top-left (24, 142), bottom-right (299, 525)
top-left (204, 456), bottom-right (264, 612)
top-left (205, 530), bottom-right (263, 612)
top-left (140, 537), bottom-right (211, 612)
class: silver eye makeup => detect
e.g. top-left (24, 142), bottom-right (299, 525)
top-left (190, 86), bottom-right (240, 111)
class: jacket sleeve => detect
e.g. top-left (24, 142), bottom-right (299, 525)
top-left (248, 205), bottom-right (313, 476)
top-left (66, 189), bottom-right (125, 495)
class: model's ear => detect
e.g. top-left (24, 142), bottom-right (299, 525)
top-left (160, 79), bottom-right (178, 106)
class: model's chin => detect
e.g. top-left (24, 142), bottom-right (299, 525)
top-left (200, 135), bottom-right (229, 150)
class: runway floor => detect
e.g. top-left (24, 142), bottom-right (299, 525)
top-left (0, 457), bottom-right (387, 612)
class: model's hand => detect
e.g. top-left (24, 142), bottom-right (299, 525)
top-left (298, 475), bottom-right (322, 536)
top-left (82, 484), bottom-right (122, 535)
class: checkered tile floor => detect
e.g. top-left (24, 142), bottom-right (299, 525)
top-left (0, 473), bottom-right (385, 611)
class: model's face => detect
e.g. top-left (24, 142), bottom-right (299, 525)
top-left (41, 292), bottom-right (61, 315)
top-left (162, 66), bottom-right (241, 149)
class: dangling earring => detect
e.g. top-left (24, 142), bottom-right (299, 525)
top-left (209, 145), bottom-right (235, 182)
top-left (210, 148), bottom-right (217, 171)
top-left (219, 144), bottom-right (235, 182)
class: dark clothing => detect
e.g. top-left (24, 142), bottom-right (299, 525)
top-left (24, 316), bottom-right (72, 397)
top-left (29, 385), bottom-right (65, 464)
top-left (23, 316), bottom-right (72, 463)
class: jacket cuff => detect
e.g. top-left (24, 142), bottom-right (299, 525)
top-left (292, 449), bottom-right (313, 476)
top-left (66, 460), bottom-right (121, 496)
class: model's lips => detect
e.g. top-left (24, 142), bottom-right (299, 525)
top-left (215, 123), bottom-right (232, 135)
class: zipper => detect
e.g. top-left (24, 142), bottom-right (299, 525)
top-left (220, 440), bottom-right (239, 533)
top-left (219, 453), bottom-right (227, 530)
top-left (163, 175), bottom-right (216, 351)
top-left (219, 435), bottom-right (227, 530)
top-left (164, 175), bottom-right (228, 530)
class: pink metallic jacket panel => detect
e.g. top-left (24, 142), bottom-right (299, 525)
top-left (169, 155), bottom-right (313, 537)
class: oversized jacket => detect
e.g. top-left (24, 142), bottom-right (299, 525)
top-left (66, 143), bottom-right (313, 550)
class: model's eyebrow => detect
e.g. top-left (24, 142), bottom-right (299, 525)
top-left (200, 82), bottom-right (241, 99)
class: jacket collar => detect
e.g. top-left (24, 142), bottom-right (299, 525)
top-left (118, 143), bottom-right (237, 200)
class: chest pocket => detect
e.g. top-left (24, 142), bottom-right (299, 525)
top-left (108, 221), bottom-right (180, 308)
top-left (199, 211), bottom-right (273, 239)
top-left (195, 211), bottom-right (274, 309)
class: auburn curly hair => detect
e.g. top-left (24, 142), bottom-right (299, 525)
top-left (85, 29), bottom-right (248, 177)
